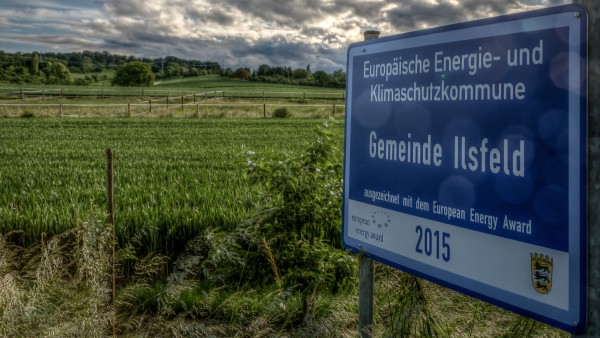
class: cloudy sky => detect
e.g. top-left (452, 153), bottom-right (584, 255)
top-left (0, 0), bottom-right (568, 73)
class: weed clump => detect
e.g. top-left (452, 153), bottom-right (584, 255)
top-left (0, 212), bottom-right (112, 337)
top-left (272, 107), bottom-right (291, 118)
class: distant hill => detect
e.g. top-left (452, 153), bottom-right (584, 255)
top-left (0, 50), bottom-right (345, 88)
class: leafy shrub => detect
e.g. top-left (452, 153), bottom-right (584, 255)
top-left (234, 122), bottom-right (356, 325)
top-left (272, 107), bottom-right (291, 118)
top-left (74, 77), bottom-right (91, 86)
top-left (166, 121), bottom-right (355, 302)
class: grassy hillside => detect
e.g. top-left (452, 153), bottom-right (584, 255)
top-left (0, 75), bottom-right (345, 100)
top-left (70, 69), bottom-right (116, 86)
top-left (155, 74), bottom-right (344, 92)
top-left (155, 75), bottom-right (266, 88)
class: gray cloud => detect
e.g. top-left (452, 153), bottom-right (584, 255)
top-left (188, 7), bottom-right (237, 26)
top-left (4, 33), bottom-right (96, 48)
top-left (226, 0), bottom-right (326, 28)
top-left (0, 0), bottom-right (570, 72)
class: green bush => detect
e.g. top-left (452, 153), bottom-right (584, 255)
top-left (162, 122), bottom-right (355, 322)
top-left (272, 107), bottom-right (291, 118)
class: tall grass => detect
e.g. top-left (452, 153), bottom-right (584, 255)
top-left (0, 211), bottom-right (112, 337)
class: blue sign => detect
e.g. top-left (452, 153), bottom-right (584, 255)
top-left (342, 4), bottom-right (587, 333)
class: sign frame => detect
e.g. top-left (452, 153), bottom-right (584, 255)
top-left (342, 4), bottom-right (587, 333)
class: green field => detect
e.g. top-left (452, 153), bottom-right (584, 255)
top-left (0, 75), bottom-right (345, 99)
top-left (0, 76), bottom-right (346, 119)
top-left (155, 74), bottom-right (331, 90)
top-left (0, 117), bottom-right (343, 254)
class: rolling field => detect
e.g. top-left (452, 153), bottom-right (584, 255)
top-left (0, 76), bottom-right (346, 118)
top-left (0, 75), bottom-right (345, 100)
top-left (155, 74), bottom-right (334, 91)
top-left (0, 117), bottom-right (344, 256)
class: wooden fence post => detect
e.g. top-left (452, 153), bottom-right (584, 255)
top-left (106, 148), bottom-right (115, 298)
top-left (127, 103), bottom-right (131, 116)
top-left (359, 253), bottom-right (374, 338)
top-left (106, 148), bottom-right (116, 337)
top-left (149, 99), bottom-right (152, 113)
top-left (263, 103), bottom-right (267, 117)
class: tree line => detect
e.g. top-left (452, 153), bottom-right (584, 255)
top-left (224, 64), bottom-right (346, 88)
top-left (0, 51), bottom-right (222, 85)
top-left (0, 50), bottom-right (345, 88)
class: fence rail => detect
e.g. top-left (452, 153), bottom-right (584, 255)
top-left (0, 102), bottom-right (346, 118)
top-left (0, 87), bottom-right (346, 101)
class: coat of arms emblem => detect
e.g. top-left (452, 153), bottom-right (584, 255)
top-left (531, 253), bottom-right (553, 294)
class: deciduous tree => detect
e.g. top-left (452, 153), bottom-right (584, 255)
top-left (46, 62), bottom-right (72, 84)
top-left (112, 61), bottom-right (154, 87)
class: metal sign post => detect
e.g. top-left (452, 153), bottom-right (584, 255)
top-left (358, 30), bottom-right (380, 338)
top-left (343, 4), bottom-right (587, 333)
top-left (573, 1), bottom-right (599, 337)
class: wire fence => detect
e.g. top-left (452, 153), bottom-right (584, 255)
top-left (0, 87), bottom-right (347, 118)
top-left (0, 101), bottom-right (346, 118)
top-left (0, 87), bottom-right (346, 101)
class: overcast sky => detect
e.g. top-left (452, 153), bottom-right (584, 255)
top-left (0, 0), bottom-right (568, 73)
